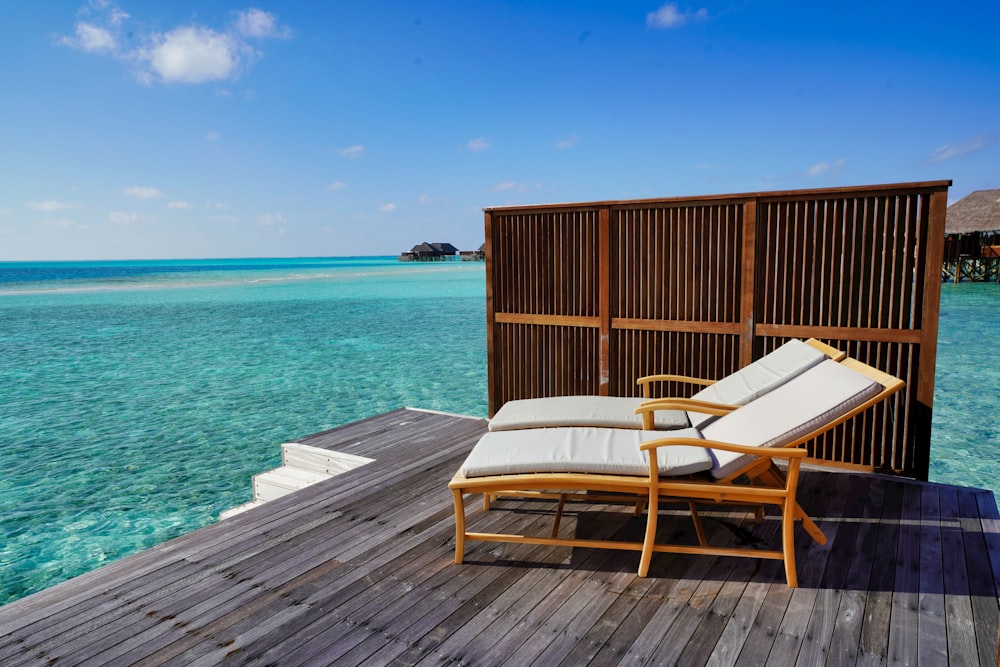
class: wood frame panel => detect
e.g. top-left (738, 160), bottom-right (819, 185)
top-left (485, 181), bottom-right (951, 479)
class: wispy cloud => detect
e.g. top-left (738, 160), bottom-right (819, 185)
top-left (806, 158), bottom-right (847, 177)
top-left (924, 135), bottom-right (995, 163)
top-left (167, 200), bottom-right (190, 209)
top-left (60, 22), bottom-right (117, 52)
top-left (206, 131), bottom-right (221, 141)
top-left (418, 194), bottom-right (436, 204)
top-left (555, 135), bottom-right (578, 150)
top-left (123, 186), bottom-right (164, 199)
top-left (339, 145), bottom-right (366, 159)
top-left (379, 203), bottom-right (397, 213)
top-left (494, 181), bottom-right (542, 193)
top-left (257, 212), bottom-right (286, 226)
top-left (235, 8), bottom-right (292, 39)
top-left (59, 3), bottom-right (290, 85)
top-left (108, 211), bottom-right (141, 225)
top-left (468, 137), bottom-right (490, 153)
top-left (325, 181), bottom-right (347, 190)
top-left (646, 3), bottom-right (708, 29)
top-left (29, 200), bottom-right (75, 212)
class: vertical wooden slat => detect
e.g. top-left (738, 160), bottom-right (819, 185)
top-left (599, 207), bottom-right (611, 395)
top-left (740, 200), bottom-right (757, 365)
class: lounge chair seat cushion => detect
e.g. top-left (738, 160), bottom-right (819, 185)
top-left (488, 396), bottom-right (689, 432)
top-left (460, 427), bottom-right (712, 478)
top-left (704, 359), bottom-right (882, 479)
top-left (487, 339), bottom-right (827, 432)
top-left (687, 338), bottom-right (828, 427)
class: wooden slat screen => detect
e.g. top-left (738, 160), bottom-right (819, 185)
top-left (485, 181), bottom-right (950, 479)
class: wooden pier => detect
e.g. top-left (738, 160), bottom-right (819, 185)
top-left (0, 408), bottom-right (998, 665)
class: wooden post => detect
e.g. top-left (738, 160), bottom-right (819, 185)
top-left (598, 207), bottom-right (611, 395)
top-left (484, 210), bottom-right (496, 416)
top-left (739, 200), bottom-right (758, 366)
top-left (912, 187), bottom-right (948, 480)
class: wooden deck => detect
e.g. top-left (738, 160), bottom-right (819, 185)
top-left (1, 408), bottom-right (998, 666)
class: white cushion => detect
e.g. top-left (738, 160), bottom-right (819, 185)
top-left (703, 360), bottom-right (882, 479)
top-left (687, 338), bottom-right (828, 427)
top-left (460, 427), bottom-right (713, 478)
top-left (488, 395), bottom-right (689, 432)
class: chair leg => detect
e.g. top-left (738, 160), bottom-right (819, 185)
top-left (782, 493), bottom-right (798, 588)
top-left (687, 500), bottom-right (708, 546)
top-left (452, 489), bottom-right (466, 564)
top-left (551, 494), bottom-right (567, 538)
top-left (638, 491), bottom-right (659, 577)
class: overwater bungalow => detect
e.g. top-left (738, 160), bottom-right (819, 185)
top-left (944, 189), bottom-right (1000, 282)
top-left (1, 181), bottom-right (998, 666)
top-left (398, 241), bottom-right (460, 261)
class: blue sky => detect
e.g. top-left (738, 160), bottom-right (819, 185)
top-left (1, 1), bottom-right (997, 260)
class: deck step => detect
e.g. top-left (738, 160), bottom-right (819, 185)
top-left (220, 442), bottom-right (375, 518)
top-left (219, 500), bottom-right (264, 519)
top-left (281, 442), bottom-right (374, 475)
top-left (253, 466), bottom-right (333, 502)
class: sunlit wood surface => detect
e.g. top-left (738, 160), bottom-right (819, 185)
top-left (0, 408), bottom-right (996, 666)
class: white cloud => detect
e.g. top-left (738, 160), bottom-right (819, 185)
top-left (418, 194), bottom-right (435, 204)
top-left (167, 200), bottom-right (190, 209)
top-left (123, 186), bottom-right (164, 199)
top-left (806, 158), bottom-right (847, 177)
top-left (325, 181), bottom-right (347, 190)
top-left (925, 135), bottom-right (995, 163)
top-left (108, 211), bottom-right (141, 224)
top-left (379, 203), bottom-right (397, 213)
top-left (468, 137), bottom-right (490, 153)
top-left (646, 3), bottom-right (708, 29)
top-left (59, 4), bottom-right (289, 86)
top-left (339, 145), bottom-right (367, 159)
top-left (206, 130), bottom-right (221, 141)
top-left (29, 201), bottom-right (74, 212)
top-left (61, 22), bottom-right (116, 52)
top-left (141, 26), bottom-right (242, 84)
top-left (554, 135), bottom-right (577, 150)
top-left (257, 212), bottom-right (286, 226)
top-left (235, 9), bottom-right (291, 39)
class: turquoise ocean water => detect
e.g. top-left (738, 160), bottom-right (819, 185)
top-left (0, 257), bottom-right (997, 606)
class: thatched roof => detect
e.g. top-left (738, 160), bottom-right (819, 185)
top-left (946, 189), bottom-right (1000, 234)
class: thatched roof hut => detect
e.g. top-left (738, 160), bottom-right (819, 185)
top-left (946, 189), bottom-right (1000, 234)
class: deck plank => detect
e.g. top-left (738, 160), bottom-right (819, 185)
top-left (0, 409), bottom-right (997, 667)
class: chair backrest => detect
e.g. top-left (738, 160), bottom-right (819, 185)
top-left (687, 338), bottom-right (828, 427)
top-left (701, 359), bottom-right (885, 478)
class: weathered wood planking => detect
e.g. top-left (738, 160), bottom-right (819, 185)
top-left (0, 408), bottom-right (996, 666)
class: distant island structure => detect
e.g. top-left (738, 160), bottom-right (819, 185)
top-left (944, 189), bottom-right (1000, 282)
top-left (399, 242), bottom-right (485, 262)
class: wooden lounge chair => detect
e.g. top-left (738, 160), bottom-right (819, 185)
top-left (488, 338), bottom-right (845, 432)
top-left (449, 352), bottom-right (904, 587)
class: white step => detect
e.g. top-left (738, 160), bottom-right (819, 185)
top-left (219, 500), bottom-right (264, 519)
top-left (219, 442), bottom-right (376, 519)
top-left (281, 442), bottom-right (374, 475)
top-left (253, 465), bottom-right (333, 502)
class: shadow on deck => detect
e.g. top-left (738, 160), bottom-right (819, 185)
top-left (0, 408), bottom-right (997, 665)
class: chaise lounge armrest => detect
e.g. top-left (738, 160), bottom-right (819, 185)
top-left (634, 398), bottom-right (739, 429)
top-left (639, 437), bottom-right (809, 460)
top-left (637, 373), bottom-right (715, 398)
